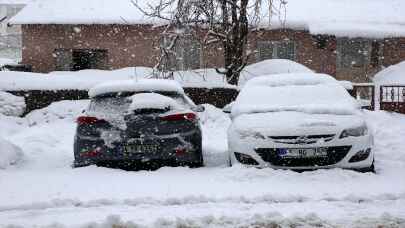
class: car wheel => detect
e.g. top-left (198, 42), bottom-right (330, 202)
top-left (187, 153), bottom-right (204, 168)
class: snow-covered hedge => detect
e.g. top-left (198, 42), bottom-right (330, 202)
top-left (0, 91), bottom-right (26, 117)
top-left (25, 100), bottom-right (90, 126)
top-left (0, 137), bottom-right (24, 169)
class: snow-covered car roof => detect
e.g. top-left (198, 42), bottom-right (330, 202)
top-left (9, 0), bottom-right (405, 38)
top-left (231, 73), bottom-right (359, 117)
top-left (88, 79), bottom-right (185, 98)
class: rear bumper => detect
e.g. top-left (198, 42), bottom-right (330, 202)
top-left (73, 130), bottom-right (202, 167)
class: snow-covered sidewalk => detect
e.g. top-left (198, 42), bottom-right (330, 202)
top-left (0, 102), bottom-right (405, 227)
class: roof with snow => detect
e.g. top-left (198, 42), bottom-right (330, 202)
top-left (88, 79), bottom-right (185, 98)
top-left (0, 0), bottom-right (33, 4)
top-left (9, 0), bottom-right (405, 38)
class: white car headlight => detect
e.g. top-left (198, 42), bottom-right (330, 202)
top-left (340, 124), bottom-right (368, 138)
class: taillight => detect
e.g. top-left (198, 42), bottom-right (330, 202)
top-left (160, 113), bottom-right (197, 121)
top-left (76, 116), bottom-right (107, 125)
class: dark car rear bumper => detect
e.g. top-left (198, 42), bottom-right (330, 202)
top-left (73, 130), bottom-right (203, 168)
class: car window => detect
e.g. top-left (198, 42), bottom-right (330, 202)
top-left (88, 91), bottom-right (192, 114)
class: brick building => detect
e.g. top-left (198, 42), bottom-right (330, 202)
top-left (9, 0), bottom-right (405, 83)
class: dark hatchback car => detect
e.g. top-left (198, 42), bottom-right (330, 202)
top-left (73, 80), bottom-right (204, 169)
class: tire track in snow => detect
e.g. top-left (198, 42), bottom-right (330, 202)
top-left (1, 192), bottom-right (404, 213)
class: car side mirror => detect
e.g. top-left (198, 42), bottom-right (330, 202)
top-left (193, 105), bottom-right (205, 112)
top-left (223, 102), bottom-right (233, 114)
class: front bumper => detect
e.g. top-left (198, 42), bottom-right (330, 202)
top-left (73, 130), bottom-right (202, 167)
top-left (228, 133), bottom-right (374, 170)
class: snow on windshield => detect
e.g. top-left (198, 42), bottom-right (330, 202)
top-left (231, 73), bottom-right (359, 116)
top-left (128, 93), bottom-right (183, 112)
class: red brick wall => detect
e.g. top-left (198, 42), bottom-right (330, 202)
top-left (22, 24), bottom-right (163, 72)
top-left (21, 25), bottom-right (405, 82)
top-left (248, 29), bottom-right (337, 76)
top-left (382, 38), bottom-right (405, 67)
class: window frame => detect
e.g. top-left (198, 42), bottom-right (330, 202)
top-left (257, 40), bottom-right (297, 61)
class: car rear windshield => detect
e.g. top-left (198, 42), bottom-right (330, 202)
top-left (88, 91), bottom-right (190, 115)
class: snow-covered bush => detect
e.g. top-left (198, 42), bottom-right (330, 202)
top-left (25, 100), bottom-right (90, 126)
top-left (0, 137), bottom-right (24, 169)
top-left (0, 91), bottom-right (26, 117)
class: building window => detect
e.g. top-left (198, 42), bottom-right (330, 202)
top-left (257, 40), bottom-right (296, 61)
top-left (337, 38), bottom-right (372, 68)
top-left (54, 49), bottom-right (108, 71)
top-left (161, 36), bottom-right (201, 71)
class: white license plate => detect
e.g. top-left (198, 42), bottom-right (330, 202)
top-left (125, 144), bottom-right (158, 154)
top-left (277, 148), bottom-right (328, 158)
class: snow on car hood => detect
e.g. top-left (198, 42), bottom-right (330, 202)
top-left (232, 111), bottom-right (366, 136)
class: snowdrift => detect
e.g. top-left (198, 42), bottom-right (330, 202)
top-left (0, 91), bottom-right (26, 116)
top-left (25, 100), bottom-right (90, 126)
top-left (0, 137), bottom-right (24, 169)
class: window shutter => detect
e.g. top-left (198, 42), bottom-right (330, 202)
top-left (276, 41), bottom-right (296, 60)
top-left (337, 38), bottom-right (371, 69)
top-left (257, 41), bottom-right (274, 61)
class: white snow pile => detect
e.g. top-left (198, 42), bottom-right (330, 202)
top-left (128, 93), bottom-right (181, 112)
top-left (0, 114), bottom-right (27, 137)
top-left (89, 79), bottom-right (185, 98)
top-left (0, 91), bottom-right (26, 116)
top-left (373, 61), bottom-right (405, 85)
top-left (0, 58), bottom-right (17, 67)
top-left (232, 73), bottom-right (359, 117)
top-left (199, 104), bottom-right (231, 167)
top-left (0, 137), bottom-right (24, 169)
top-left (25, 100), bottom-right (90, 126)
top-left (0, 60), bottom-right (317, 91)
top-left (239, 59), bottom-right (313, 86)
top-left (0, 67), bottom-right (234, 91)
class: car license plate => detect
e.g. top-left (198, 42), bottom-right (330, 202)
top-left (277, 148), bottom-right (327, 158)
top-left (125, 144), bottom-right (158, 154)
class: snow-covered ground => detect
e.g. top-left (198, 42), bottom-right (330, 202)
top-left (0, 101), bottom-right (405, 227)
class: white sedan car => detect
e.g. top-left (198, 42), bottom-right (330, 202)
top-left (228, 73), bottom-right (374, 172)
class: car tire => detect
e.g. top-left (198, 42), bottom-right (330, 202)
top-left (188, 157), bottom-right (204, 168)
